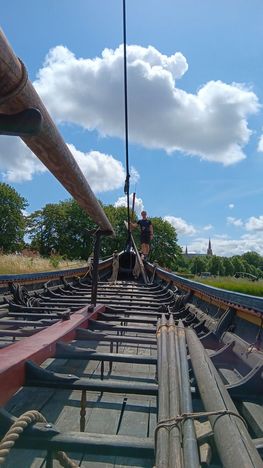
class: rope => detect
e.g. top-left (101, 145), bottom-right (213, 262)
top-left (156, 324), bottom-right (169, 335)
top-left (154, 409), bottom-right (248, 446)
top-left (156, 323), bottom-right (176, 338)
top-left (82, 257), bottom-right (93, 279)
top-left (122, 0), bottom-right (131, 246)
top-left (0, 58), bottom-right (28, 106)
top-left (108, 252), bottom-right (119, 283)
top-left (247, 315), bottom-right (263, 354)
top-left (0, 410), bottom-right (78, 467)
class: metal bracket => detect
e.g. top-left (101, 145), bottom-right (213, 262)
top-left (26, 360), bottom-right (79, 384)
top-left (0, 108), bottom-right (42, 136)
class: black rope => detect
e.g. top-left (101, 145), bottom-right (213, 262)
top-left (122, 0), bottom-right (131, 247)
top-left (247, 314), bottom-right (263, 353)
top-left (154, 409), bottom-right (248, 447)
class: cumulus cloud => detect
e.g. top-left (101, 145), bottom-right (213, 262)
top-left (245, 215), bottom-right (263, 232)
top-left (164, 216), bottom-right (196, 235)
top-left (114, 194), bottom-right (144, 214)
top-left (203, 224), bottom-right (213, 231)
top-left (227, 216), bottom-right (243, 227)
top-left (0, 136), bottom-right (126, 192)
top-left (0, 136), bottom-right (46, 182)
top-left (34, 44), bottom-right (259, 166)
top-left (130, 166), bottom-right (140, 185)
top-left (22, 209), bottom-right (30, 217)
top-left (187, 233), bottom-right (263, 257)
top-left (67, 144), bottom-right (125, 192)
top-left (257, 135), bottom-right (263, 152)
top-left (228, 203), bottom-right (235, 209)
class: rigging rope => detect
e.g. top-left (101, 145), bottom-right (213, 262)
top-left (122, 0), bottom-right (131, 247)
top-left (154, 408), bottom-right (248, 447)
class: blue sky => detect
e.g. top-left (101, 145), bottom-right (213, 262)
top-left (1, 0), bottom-right (263, 256)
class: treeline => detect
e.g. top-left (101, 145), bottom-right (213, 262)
top-left (27, 200), bottom-right (182, 267)
top-left (0, 182), bottom-right (182, 268)
top-left (182, 252), bottom-right (263, 278)
top-left (2, 181), bottom-right (263, 277)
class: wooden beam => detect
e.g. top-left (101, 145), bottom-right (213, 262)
top-left (0, 304), bottom-right (105, 405)
top-left (0, 30), bottom-right (113, 234)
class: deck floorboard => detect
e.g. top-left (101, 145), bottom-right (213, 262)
top-left (4, 325), bottom-right (156, 467)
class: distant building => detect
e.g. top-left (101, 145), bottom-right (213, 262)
top-left (184, 239), bottom-right (213, 258)
top-left (207, 238), bottom-right (213, 256)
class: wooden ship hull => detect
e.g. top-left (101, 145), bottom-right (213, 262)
top-left (0, 26), bottom-right (263, 468)
top-left (0, 253), bottom-right (263, 467)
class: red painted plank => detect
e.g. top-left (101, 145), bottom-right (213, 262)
top-left (0, 304), bottom-right (105, 405)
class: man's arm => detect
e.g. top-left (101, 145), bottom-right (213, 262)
top-left (150, 223), bottom-right (153, 239)
top-left (130, 221), bottom-right (139, 230)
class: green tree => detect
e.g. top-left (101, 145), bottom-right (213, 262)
top-left (208, 256), bottom-right (225, 276)
top-left (222, 257), bottom-right (234, 276)
top-left (256, 268), bottom-right (263, 279)
top-left (28, 200), bottom-right (96, 259)
top-left (231, 256), bottom-right (246, 274)
top-left (148, 217), bottom-right (182, 269)
top-left (190, 256), bottom-right (208, 275)
top-left (242, 251), bottom-right (263, 269)
top-left (100, 205), bottom-right (130, 257)
top-left (0, 182), bottom-right (27, 252)
top-left (28, 201), bottom-right (182, 266)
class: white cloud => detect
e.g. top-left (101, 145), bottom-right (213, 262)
top-left (257, 135), bottom-right (263, 152)
top-left (214, 234), bottom-right (230, 239)
top-left (114, 194), bottom-right (144, 214)
top-left (203, 224), bottom-right (213, 231)
top-left (22, 209), bottom-right (30, 217)
top-left (245, 215), bottom-right (263, 232)
top-left (67, 144), bottom-right (125, 192)
top-left (0, 136), bottom-right (46, 182)
top-left (164, 216), bottom-right (196, 235)
top-left (34, 44), bottom-right (259, 166)
top-left (0, 136), bottom-right (126, 192)
top-left (228, 203), bottom-right (235, 209)
top-left (227, 216), bottom-right (243, 227)
top-left (187, 232), bottom-right (263, 256)
top-left (130, 166), bottom-right (140, 185)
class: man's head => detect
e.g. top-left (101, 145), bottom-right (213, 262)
top-left (141, 211), bottom-right (147, 219)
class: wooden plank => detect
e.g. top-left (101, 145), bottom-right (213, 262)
top-left (242, 402), bottom-right (263, 437)
top-left (80, 393), bottom-right (124, 467)
top-left (0, 304), bottom-right (104, 405)
top-left (114, 396), bottom-right (154, 467)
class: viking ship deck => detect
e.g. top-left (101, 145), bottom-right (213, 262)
top-left (0, 266), bottom-right (262, 467)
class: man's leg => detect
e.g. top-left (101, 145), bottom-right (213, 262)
top-left (141, 242), bottom-right (150, 256)
top-left (141, 243), bottom-right (147, 255)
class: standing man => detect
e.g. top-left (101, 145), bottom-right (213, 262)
top-left (131, 211), bottom-right (153, 258)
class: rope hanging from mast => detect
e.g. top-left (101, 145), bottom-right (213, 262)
top-left (122, 0), bottom-right (131, 246)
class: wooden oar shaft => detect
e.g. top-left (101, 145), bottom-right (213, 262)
top-left (0, 30), bottom-right (114, 234)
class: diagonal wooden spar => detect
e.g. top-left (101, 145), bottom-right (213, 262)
top-left (0, 30), bottom-right (114, 235)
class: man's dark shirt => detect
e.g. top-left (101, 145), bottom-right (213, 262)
top-left (137, 219), bottom-right (152, 243)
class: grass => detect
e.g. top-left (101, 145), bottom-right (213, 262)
top-left (0, 254), bottom-right (86, 275)
top-left (196, 276), bottom-right (263, 297)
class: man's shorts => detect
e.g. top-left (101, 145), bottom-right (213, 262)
top-left (141, 236), bottom-right (150, 245)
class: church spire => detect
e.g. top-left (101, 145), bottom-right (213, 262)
top-left (207, 238), bottom-right (213, 256)
top-left (185, 245), bottom-right (188, 255)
